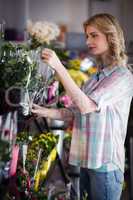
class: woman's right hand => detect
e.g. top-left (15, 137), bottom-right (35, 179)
top-left (41, 48), bottom-right (63, 72)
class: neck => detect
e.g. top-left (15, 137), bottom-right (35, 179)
top-left (96, 54), bottom-right (115, 70)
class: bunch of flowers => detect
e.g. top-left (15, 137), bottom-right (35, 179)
top-left (0, 19), bottom-right (60, 90)
top-left (0, 20), bottom-right (61, 116)
top-left (27, 20), bottom-right (60, 49)
top-left (66, 57), bottom-right (98, 87)
top-left (1, 131), bottom-right (59, 200)
top-left (24, 132), bottom-right (58, 176)
top-left (57, 57), bottom-right (97, 108)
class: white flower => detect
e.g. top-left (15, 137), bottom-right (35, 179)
top-left (27, 20), bottom-right (60, 44)
top-left (28, 136), bottom-right (33, 141)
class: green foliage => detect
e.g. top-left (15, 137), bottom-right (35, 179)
top-left (16, 131), bottom-right (32, 144)
top-left (0, 41), bottom-right (38, 89)
top-left (0, 40), bottom-right (70, 95)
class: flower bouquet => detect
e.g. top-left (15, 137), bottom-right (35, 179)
top-left (0, 19), bottom-right (62, 115)
top-left (27, 20), bottom-right (60, 49)
top-left (0, 131), bottom-right (59, 200)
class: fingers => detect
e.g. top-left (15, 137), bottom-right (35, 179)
top-left (30, 104), bottom-right (47, 119)
top-left (31, 104), bottom-right (41, 113)
top-left (32, 103), bottom-right (41, 109)
top-left (41, 48), bottom-right (54, 60)
top-left (42, 48), bottom-right (53, 53)
top-left (41, 48), bottom-right (62, 71)
top-left (31, 104), bottom-right (45, 119)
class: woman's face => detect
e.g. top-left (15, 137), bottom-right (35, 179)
top-left (85, 25), bottom-right (109, 57)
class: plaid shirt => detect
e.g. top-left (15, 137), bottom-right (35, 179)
top-left (69, 66), bottom-right (133, 172)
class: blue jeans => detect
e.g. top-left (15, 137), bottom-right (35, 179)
top-left (80, 168), bottom-right (124, 200)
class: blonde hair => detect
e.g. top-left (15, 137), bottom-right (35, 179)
top-left (84, 13), bottom-right (127, 66)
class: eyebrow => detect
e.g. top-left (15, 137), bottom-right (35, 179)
top-left (86, 31), bottom-right (98, 36)
top-left (88, 31), bottom-right (98, 34)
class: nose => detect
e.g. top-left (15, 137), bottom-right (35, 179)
top-left (86, 39), bottom-right (89, 46)
top-left (86, 37), bottom-right (91, 46)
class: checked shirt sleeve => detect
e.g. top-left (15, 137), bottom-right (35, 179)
top-left (88, 67), bottom-right (133, 111)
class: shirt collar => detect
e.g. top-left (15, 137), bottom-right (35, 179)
top-left (101, 65), bottom-right (119, 77)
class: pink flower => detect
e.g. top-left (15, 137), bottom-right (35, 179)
top-left (59, 95), bottom-right (72, 108)
top-left (47, 81), bottom-right (59, 103)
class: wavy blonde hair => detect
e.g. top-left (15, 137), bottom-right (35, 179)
top-left (83, 13), bottom-right (127, 66)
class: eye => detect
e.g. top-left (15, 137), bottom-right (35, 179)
top-left (86, 34), bottom-right (89, 39)
top-left (92, 33), bottom-right (98, 38)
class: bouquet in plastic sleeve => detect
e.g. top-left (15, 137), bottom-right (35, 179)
top-left (14, 131), bottom-right (59, 199)
top-left (20, 20), bottom-right (60, 116)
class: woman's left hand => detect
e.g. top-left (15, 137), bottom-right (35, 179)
top-left (41, 48), bottom-right (63, 71)
top-left (31, 103), bottom-right (47, 117)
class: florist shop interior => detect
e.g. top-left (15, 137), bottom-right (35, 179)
top-left (0, 0), bottom-right (133, 200)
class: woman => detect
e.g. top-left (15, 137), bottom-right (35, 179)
top-left (32, 13), bottom-right (133, 200)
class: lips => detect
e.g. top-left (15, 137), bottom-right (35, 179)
top-left (89, 46), bottom-right (97, 52)
top-left (89, 46), bottom-right (96, 50)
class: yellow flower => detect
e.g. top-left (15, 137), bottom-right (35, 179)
top-left (87, 66), bottom-right (97, 75)
top-left (68, 69), bottom-right (88, 87)
top-left (68, 59), bottom-right (81, 70)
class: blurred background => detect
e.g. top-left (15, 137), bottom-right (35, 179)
top-left (0, 0), bottom-right (133, 199)
top-left (0, 0), bottom-right (133, 57)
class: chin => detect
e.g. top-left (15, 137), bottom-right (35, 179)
top-left (89, 51), bottom-right (99, 56)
